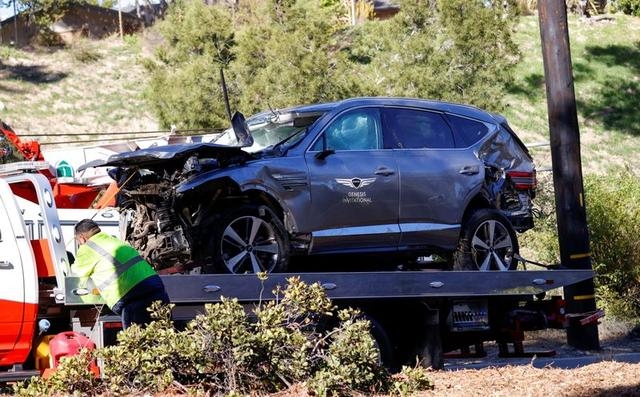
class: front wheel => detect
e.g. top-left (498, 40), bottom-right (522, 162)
top-left (453, 209), bottom-right (519, 271)
top-left (207, 204), bottom-right (289, 274)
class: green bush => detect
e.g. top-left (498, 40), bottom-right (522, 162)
top-left (584, 170), bottom-right (640, 318)
top-left (13, 350), bottom-right (101, 397)
top-left (70, 40), bottom-right (103, 64)
top-left (616, 0), bottom-right (640, 15)
top-left (519, 171), bottom-right (561, 266)
top-left (522, 169), bottom-right (640, 319)
top-left (15, 277), bottom-right (434, 396)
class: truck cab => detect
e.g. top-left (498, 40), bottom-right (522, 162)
top-left (0, 163), bottom-right (71, 375)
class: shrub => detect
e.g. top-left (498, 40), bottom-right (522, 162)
top-left (522, 169), bottom-right (640, 319)
top-left (70, 40), bottom-right (102, 64)
top-left (616, 0), bottom-right (640, 15)
top-left (584, 170), bottom-right (640, 318)
top-left (13, 350), bottom-right (102, 397)
top-left (15, 277), bottom-right (434, 396)
top-left (519, 171), bottom-right (561, 266)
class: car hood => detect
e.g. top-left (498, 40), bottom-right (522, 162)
top-left (78, 142), bottom-right (252, 170)
top-left (79, 111), bottom-right (254, 171)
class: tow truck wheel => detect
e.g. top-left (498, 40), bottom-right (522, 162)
top-left (453, 209), bottom-right (519, 271)
top-left (208, 204), bottom-right (289, 274)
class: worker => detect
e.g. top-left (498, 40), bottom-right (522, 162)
top-left (72, 219), bottom-right (170, 329)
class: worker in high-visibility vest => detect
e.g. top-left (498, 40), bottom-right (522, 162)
top-left (72, 219), bottom-right (169, 329)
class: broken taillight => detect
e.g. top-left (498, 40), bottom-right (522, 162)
top-left (506, 170), bottom-right (537, 191)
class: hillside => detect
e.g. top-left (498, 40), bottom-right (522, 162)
top-left (0, 34), bottom-right (158, 150)
top-left (502, 13), bottom-right (640, 175)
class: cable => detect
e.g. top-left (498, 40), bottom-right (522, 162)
top-left (20, 127), bottom-right (226, 138)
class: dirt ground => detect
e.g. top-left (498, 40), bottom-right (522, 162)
top-left (415, 322), bottom-right (640, 397)
top-left (270, 319), bottom-right (640, 397)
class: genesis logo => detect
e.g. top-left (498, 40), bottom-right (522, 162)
top-left (336, 177), bottom-right (376, 189)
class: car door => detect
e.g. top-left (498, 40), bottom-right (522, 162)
top-left (304, 107), bottom-right (400, 253)
top-left (382, 107), bottom-right (485, 250)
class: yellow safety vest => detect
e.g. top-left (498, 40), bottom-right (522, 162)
top-left (72, 232), bottom-right (157, 308)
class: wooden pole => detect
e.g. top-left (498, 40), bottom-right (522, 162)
top-left (118, 0), bottom-right (124, 40)
top-left (538, 0), bottom-right (599, 350)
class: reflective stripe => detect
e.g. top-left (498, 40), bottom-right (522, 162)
top-left (85, 240), bottom-right (145, 291)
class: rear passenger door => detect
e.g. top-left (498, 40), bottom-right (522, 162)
top-left (382, 107), bottom-right (484, 249)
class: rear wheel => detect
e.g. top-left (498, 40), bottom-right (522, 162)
top-left (453, 209), bottom-right (518, 271)
top-left (207, 204), bottom-right (289, 274)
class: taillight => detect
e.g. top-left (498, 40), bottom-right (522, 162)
top-left (507, 170), bottom-right (537, 191)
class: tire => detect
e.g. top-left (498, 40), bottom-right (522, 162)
top-left (208, 204), bottom-right (289, 274)
top-left (366, 315), bottom-right (395, 370)
top-left (453, 209), bottom-right (519, 271)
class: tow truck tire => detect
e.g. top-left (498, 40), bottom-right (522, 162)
top-left (365, 315), bottom-right (395, 370)
top-left (453, 209), bottom-right (519, 271)
top-left (207, 204), bottom-right (289, 274)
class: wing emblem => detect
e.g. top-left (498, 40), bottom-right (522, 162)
top-left (335, 177), bottom-right (376, 189)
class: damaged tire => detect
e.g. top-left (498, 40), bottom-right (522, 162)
top-left (453, 209), bottom-right (518, 271)
top-left (207, 204), bottom-right (289, 274)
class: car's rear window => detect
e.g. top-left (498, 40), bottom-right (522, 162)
top-left (447, 114), bottom-right (490, 148)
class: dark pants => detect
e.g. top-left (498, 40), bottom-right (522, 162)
top-left (111, 275), bottom-right (170, 329)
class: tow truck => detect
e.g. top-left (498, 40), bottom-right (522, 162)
top-left (1, 121), bottom-right (113, 209)
top-left (0, 162), bottom-right (598, 382)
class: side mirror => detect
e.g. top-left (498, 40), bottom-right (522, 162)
top-left (231, 112), bottom-right (254, 147)
top-left (315, 149), bottom-right (335, 160)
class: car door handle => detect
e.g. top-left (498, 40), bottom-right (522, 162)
top-left (0, 261), bottom-right (14, 270)
top-left (459, 165), bottom-right (480, 175)
top-left (374, 168), bottom-right (395, 176)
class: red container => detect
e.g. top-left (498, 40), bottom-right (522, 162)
top-left (48, 331), bottom-right (96, 368)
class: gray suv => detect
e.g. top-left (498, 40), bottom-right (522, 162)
top-left (88, 97), bottom-right (536, 274)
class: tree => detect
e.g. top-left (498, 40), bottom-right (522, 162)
top-left (144, 0), bottom-right (521, 128)
top-left (231, 0), bottom-right (353, 115)
top-left (2, 0), bottom-right (78, 45)
top-left (142, 0), bottom-right (236, 129)
top-left (344, 0), bottom-right (520, 111)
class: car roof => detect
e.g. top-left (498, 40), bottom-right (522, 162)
top-left (283, 97), bottom-right (498, 124)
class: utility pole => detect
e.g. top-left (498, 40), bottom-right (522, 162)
top-left (118, 0), bottom-right (124, 41)
top-left (538, 0), bottom-right (599, 350)
top-left (13, 0), bottom-right (18, 46)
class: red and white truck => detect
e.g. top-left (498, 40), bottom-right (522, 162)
top-left (0, 162), bottom-right (598, 381)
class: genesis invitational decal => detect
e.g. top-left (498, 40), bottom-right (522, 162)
top-left (336, 177), bottom-right (375, 204)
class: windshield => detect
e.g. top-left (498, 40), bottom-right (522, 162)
top-left (213, 110), bottom-right (322, 153)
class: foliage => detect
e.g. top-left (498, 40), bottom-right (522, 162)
top-left (522, 169), bottom-right (640, 319)
top-left (69, 39), bottom-right (102, 64)
top-left (15, 0), bottom-right (78, 46)
top-left (584, 170), bottom-right (640, 318)
top-left (15, 278), bottom-right (432, 396)
top-left (142, 0), bottom-right (237, 129)
top-left (144, 0), bottom-right (521, 128)
top-left (616, 0), bottom-right (640, 15)
top-left (87, 0), bottom-right (115, 7)
top-left (231, 0), bottom-right (350, 115)
top-left (96, 302), bottom-right (183, 395)
top-left (13, 350), bottom-right (101, 396)
top-left (308, 309), bottom-right (390, 396)
top-left (344, 0), bottom-right (520, 111)
top-left (519, 172), bottom-right (561, 266)
top-left (390, 365), bottom-right (435, 396)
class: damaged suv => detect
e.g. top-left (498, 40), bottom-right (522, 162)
top-left (85, 97), bottom-right (536, 274)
